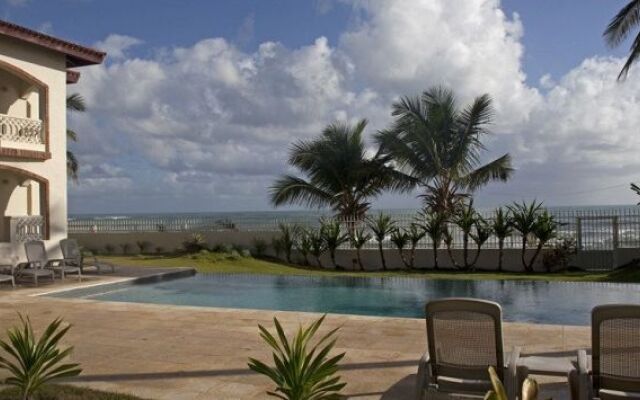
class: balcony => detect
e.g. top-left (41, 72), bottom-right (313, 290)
top-left (0, 113), bottom-right (45, 153)
top-left (9, 215), bottom-right (44, 243)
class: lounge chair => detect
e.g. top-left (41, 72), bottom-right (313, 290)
top-left (24, 240), bottom-right (81, 281)
top-left (60, 238), bottom-right (115, 274)
top-left (569, 304), bottom-right (640, 400)
top-left (0, 265), bottom-right (14, 288)
top-left (14, 261), bottom-right (54, 286)
top-left (415, 298), bottom-right (526, 400)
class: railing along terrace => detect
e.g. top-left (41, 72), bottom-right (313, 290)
top-left (68, 207), bottom-right (640, 251)
top-left (0, 114), bottom-right (44, 144)
top-left (11, 215), bottom-right (44, 242)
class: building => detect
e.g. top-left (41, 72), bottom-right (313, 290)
top-left (0, 20), bottom-right (105, 261)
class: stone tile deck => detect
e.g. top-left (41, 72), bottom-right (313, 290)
top-left (0, 269), bottom-right (590, 400)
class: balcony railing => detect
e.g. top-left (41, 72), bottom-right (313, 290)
top-left (10, 215), bottom-right (44, 242)
top-left (0, 114), bottom-right (44, 145)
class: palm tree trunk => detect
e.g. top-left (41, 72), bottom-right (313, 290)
top-left (497, 239), bottom-right (504, 272)
top-left (432, 241), bottom-right (439, 270)
top-left (378, 242), bottom-right (387, 270)
top-left (315, 256), bottom-right (323, 268)
top-left (463, 234), bottom-right (470, 269)
top-left (470, 244), bottom-right (482, 271)
top-left (356, 247), bottom-right (364, 271)
top-left (446, 242), bottom-right (461, 269)
top-left (521, 236), bottom-right (529, 272)
top-left (528, 243), bottom-right (544, 272)
top-left (330, 249), bottom-right (340, 269)
top-left (409, 244), bottom-right (417, 269)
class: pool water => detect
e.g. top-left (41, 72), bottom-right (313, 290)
top-left (48, 273), bottom-right (640, 325)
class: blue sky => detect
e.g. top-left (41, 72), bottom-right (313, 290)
top-left (2, 0), bottom-right (639, 213)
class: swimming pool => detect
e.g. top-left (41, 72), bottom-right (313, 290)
top-left (48, 273), bottom-right (640, 325)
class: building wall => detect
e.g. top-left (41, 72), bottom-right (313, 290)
top-left (0, 35), bottom-right (68, 259)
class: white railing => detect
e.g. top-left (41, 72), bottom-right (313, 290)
top-left (11, 215), bottom-right (44, 242)
top-left (0, 114), bottom-right (44, 144)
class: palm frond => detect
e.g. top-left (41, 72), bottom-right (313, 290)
top-left (463, 154), bottom-right (514, 191)
top-left (270, 175), bottom-right (333, 209)
top-left (604, 0), bottom-right (640, 47)
top-left (67, 151), bottom-right (79, 182)
top-left (66, 93), bottom-right (86, 112)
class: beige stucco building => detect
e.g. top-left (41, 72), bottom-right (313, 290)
top-left (0, 20), bottom-right (104, 262)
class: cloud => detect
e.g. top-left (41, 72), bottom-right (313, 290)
top-left (69, 0), bottom-right (640, 212)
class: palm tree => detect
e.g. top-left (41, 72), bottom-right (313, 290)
top-left (453, 201), bottom-right (479, 270)
top-left (422, 210), bottom-right (447, 270)
top-left (66, 93), bottom-right (85, 182)
top-left (492, 207), bottom-right (513, 272)
top-left (321, 219), bottom-right (348, 269)
top-left (405, 223), bottom-right (426, 269)
top-left (295, 228), bottom-right (313, 265)
top-left (366, 212), bottom-right (396, 271)
top-left (270, 120), bottom-right (408, 221)
top-left (390, 228), bottom-right (410, 268)
top-left (376, 86), bottom-right (513, 216)
top-left (309, 228), bottom-right (327, 268)
top-left (469, 216), bottom-right (492, 270)
top-left (508, 201), bottom-right (543, 272)
top-left (350, 225), bottom-right (372, 271)
top-left (604, 0), bottom-right (640, 79)
top-left (530, 211), bottom-right (558, 272)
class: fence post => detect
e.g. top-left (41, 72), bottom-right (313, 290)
top-left (612, 216), bottom-right (619, 268)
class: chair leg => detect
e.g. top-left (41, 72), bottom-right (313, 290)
top-left (11, 276), bottom-right (14, 288)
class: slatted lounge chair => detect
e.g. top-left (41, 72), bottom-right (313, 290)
top-left (0, 265), bottom-right (14, 288)
top-left (569, 304), bottom-right (640, 400)
top-left (415, 298), bottom-right (526, 400)
top-left (60, 238), bottom-right (115, 274)
top-left (14, 261), bottom-right (54, 286)
top-left (24, 240), bottom-right (81, 281)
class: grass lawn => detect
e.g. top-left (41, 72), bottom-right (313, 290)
top-left (100, 251), bottom-right (640, 283)
top-left (0, 384), bottom-right (146, 400)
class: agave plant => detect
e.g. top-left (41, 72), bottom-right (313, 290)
top-left (366, 213), bottom-right (396, 271)
top-left (486, 366), bottom-right (539, 400)
top-left (0, 315), bottom-right (82, 400)
top-left (248, 315), bottom-right (346, 400)
top-left (508, 201), bottom-right (544, 272)
top-left (349, 225), bottom-right (371, 271)
top-left (309, 228), bottom-right (327, 268)
top-left (390, 228), bottom-right (410, 268)
top-left (492, 208), bottom-right (513, 272)
top-left (278, 223), bottom-right (299, 264)
top-left (321, 219), bottom-right (348, 270)
top-left (422, 211), bottom-right (448, 270)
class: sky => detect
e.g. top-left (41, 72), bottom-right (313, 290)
top-left (2, 0), bottom-right (639, 214)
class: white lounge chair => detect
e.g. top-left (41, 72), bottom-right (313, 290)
top-left (60, 238), bottom-right (115, 274)
top-left (24, 240), bottom-right (81, 281)
top-left (416, 298), bottom-right (527, 400)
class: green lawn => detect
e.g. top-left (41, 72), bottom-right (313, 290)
top-left (100, 252), bottom-right (640, 283)
top-left (0, 384), bottom-right (146, 400)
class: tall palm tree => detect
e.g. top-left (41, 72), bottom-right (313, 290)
top-left (375, 86), bottom-right (513, 216)
top-left (604, 0), bottom-right (640, 79)
top-left (66, 93), bottom-right (85, 182)
top-left (270, 119), bottom-right (408, 221)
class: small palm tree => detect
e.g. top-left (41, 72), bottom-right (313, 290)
top-left (390, 228), bottom-right (410, 268)
top-left (422, 211), bottom-right (448, 270)
top-left (366, 213), bottom-right (396, 271)
top-left (604, 0), bottom-right (640, 79)
top-left (270, 120), bottom-right (409, 221)
top-left (453, 202), bottom-right (479, 270)
top-left (530, 211), bottom-right (558, 272)
top-left (309, 228), bottom-right (327, 268)
top-left (66, 93), bottom-right (85, 182)
top-left (349, 225), bottom-right (372, 271)
top-left (278, 223), bottom-right (299, 264)
top-left (508, 201), bottom-right (544, 272)
top-left (320, 219), bottom-right (348, 269)
top-left (406, 223), bottom-right (426, 269)
top-left (469, 216), bottom-right (492, 270)
top-left (295, 228), bottom-right (313, 265)
top-left (492, 208), bottom-right (513, 272)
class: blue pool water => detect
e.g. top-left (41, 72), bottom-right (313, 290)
top-left (48, 274), bottom-right (640, 325)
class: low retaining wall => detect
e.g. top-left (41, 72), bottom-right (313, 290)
top-left (70, 232), bottom-right (640, 273)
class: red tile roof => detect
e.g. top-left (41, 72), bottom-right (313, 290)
top-left (0, 19), bottom-right (106, 67)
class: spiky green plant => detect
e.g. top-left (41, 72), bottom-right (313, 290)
top-left (278, 223), bottom-right (299, 264)
top-left (0, 315), bottom-right (82, 400)
top-left (508, 201), bottom-right (544, 272)
top-left (296, 229), bottom-right (313, 266)
top-left (604, 0), bottom-right (640, 79)
top-left (309, 228), bottom-right (327, 268)
top-left (529, 211), bottom-right (558, 271)
top-left (453, 201), bottom-right (479, 270)
top-left (248, 315), bottom-right (346, 400)
top-left (366, 213), bottom-right (396, 271)
top-left (321, 220), bottom-right (348, 270)
top-left (405, 223), bottom-right (426, 269)
top-left (632, 183), bottom-right (640, 204)
top-left (492, 208), bottom-right (513, 272)
top-left (469, 216), bottom-right (492, 270)
top-left (422, 211), bottom-right (448, 270)
top-left (390, 228), bottom-right (410, 268)
top-left (349, 226), bottom-right (371, 271)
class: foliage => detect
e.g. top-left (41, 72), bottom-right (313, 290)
top-left (390, 228), bottom-right (410, 268)
top-left (469, 216), bottom-right (492, 269)
top-left (376, 86), bottom-right (513, 216)
top-left (405, 224), bottom-right (426, 269)
top-left (632, 183), bottom-right (640, 204)
top-left (0, 384), bottom-right (145, 400)
top-left (485, 366), bottom-right (539, 400)
top-left (278, 224), bottom-right (300, 264)
top-left (66, 94), bottom-right (86, 182)
top-left (309, 228), bottom-right (327, 268)
top-left (453, 202), bottom-right (479, 270)
top-left (366, 213), bottom-right (396, 270)
top-left (272, 238), bottom-right (285, 260)
top-left (421, 210), bottom-right (448, 270)
top-left (119, 243), bottom-right (133, 255)
top-left (508, 201), bottom-right (544, 272)
top-left (248, 315), bottom-right (346, 400)
top-left (529, 211), bottom-right (558, 271)
top-left (0, 315), bottom-right (81, 400)
top-left (270, 119), bottom-right (409, 220)
top-left (603, 0), bottom-right (640, 79)
top-left (252, 238), bottom-right (269, 258)
top-left (135, 241), bottom-right (153, 254)
top-left (320, 220), bottom-right (348, 269)
top-left (492, 208), bottom-right (513, 272)
top-left (349, 226), bottom-right (372, 271)
top-left (104, 244), bottom-right (115, 255)
top-left (296, 229), bottom-right (313, 266)
top-left (182, 233), bottom-right (207, 253)
top-left (543, 237), bottom-right (577, 272)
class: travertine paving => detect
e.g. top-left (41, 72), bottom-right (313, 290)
top-left (0, 272), bottom-right (589, 400)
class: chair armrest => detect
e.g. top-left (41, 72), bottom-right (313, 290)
top-left (415, 351), bottom-right (430, 400)
top-left (505, 346), bottom-right (522, 400)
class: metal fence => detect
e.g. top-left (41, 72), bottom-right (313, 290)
top-left (68, 207), bottom-right (640, 251)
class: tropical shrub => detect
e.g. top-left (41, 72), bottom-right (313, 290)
top-left (321, 220), bottom-right (348, 270)
top-left (349, 226), bottom-right (371, 271)
top-left (135, 240), bottom-right (153, 254)
top-left (182, 233), bottom-right (207, 253)
top-left (390, 228), bottom-right (410, 268)
top-left (309, 228), bottom-right (327, 268)
top-left (252, 238), bottom-right (268, 258)
top-left (508, 201), bottom-right (544, 272)
top-left (486, 366), bottom-right (539, 400)
top-left (421, 211), bottom-right (448, 270)
top-left (271, 237), bottom-right (285, 260)
top-left (248, 315), bottom-right (346, 400)
top-left (119, 243), bottom-right (133, 255)
top-left (278, 223), bottom-right (299, 264)
top-left (492, 208), bottom-right (513, 272)
top-left (0, 315), bottom-right (82, 400)
top-left (295, 229), bottom-right (313, 266)
top-left (366, 213), bottom-right (396, 271)
top-left (529, 211), bottom-right (558, 271)
top-left (104, 243), bottom-right (115, 255)
top-left (542, 237), bottom-right (577, 272)
top-left (405, 224), bottom-right (426, 269)
top-left (469, 216), bottom-right (492, 270)
top-left (453, 202), bottom-right (478, 270)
